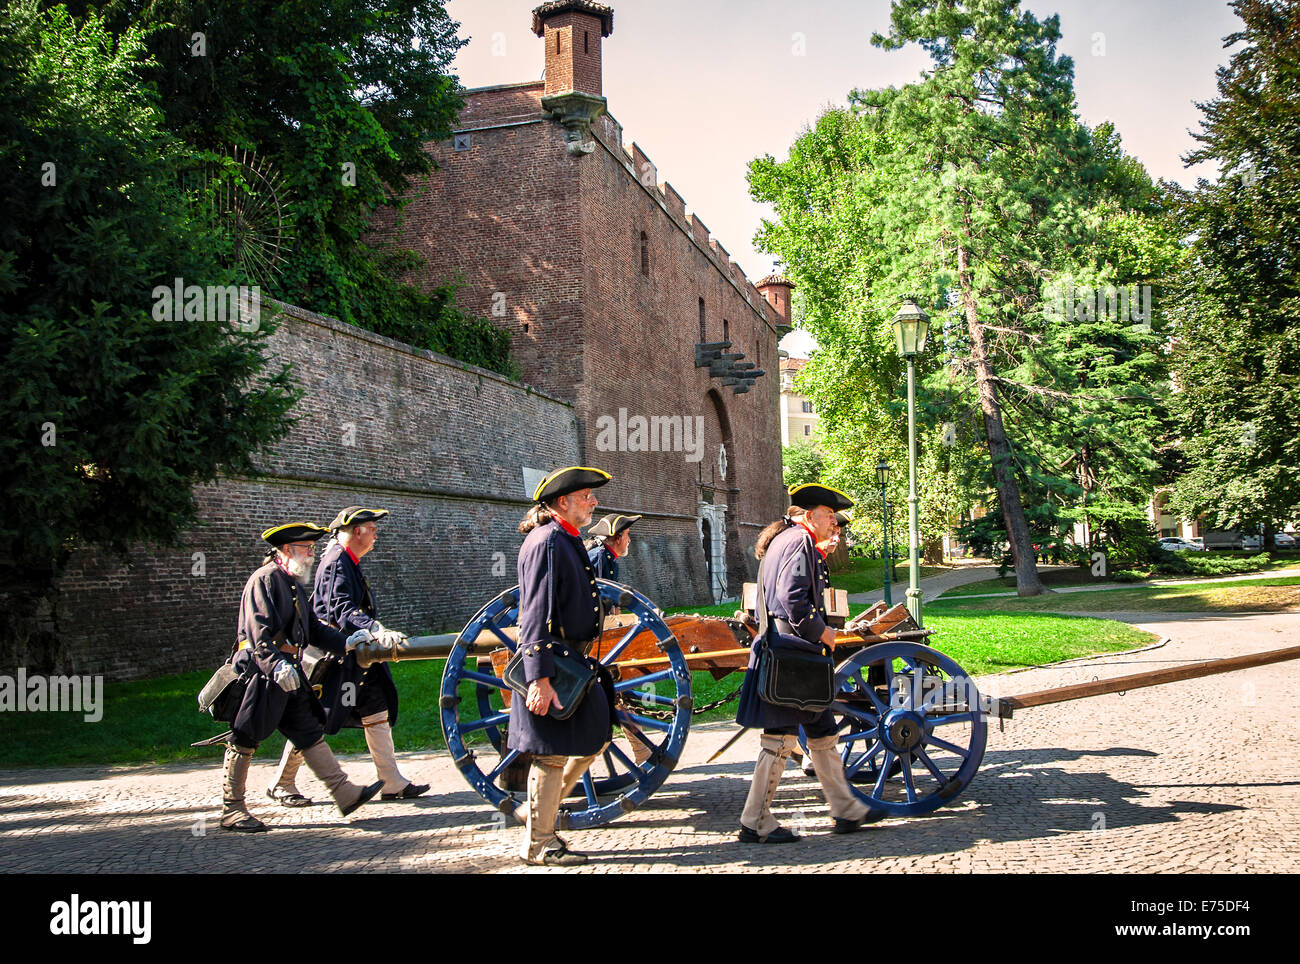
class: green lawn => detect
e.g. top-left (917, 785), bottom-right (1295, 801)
top-left (929, 574), bottom-right (1300, 614)
top-left (939, 567), bottom-right (1105, 597)
top-left (939, 557), bottom-right (1300, 599)
top-left (0, 660), bottom-right (450, 770)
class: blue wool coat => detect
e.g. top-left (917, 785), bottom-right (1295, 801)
top-left (507, 519), bottom-right (613, 756)
top-left (312, 541), bottom-right (400, 733)
top-left (735, 522), bottom-right (837, 733)
top-left (588, 544), bottom-right (619, 581)
top-left (229, 561), bottom-right (348, 746)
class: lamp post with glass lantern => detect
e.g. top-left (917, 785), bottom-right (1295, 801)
top-left (892, 299), bottom-right (931, 627)
top-left (876, 460), bottom-right (893, 606)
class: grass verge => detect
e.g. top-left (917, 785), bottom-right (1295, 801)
top-left (929, 575), bottom-right (1300, 614)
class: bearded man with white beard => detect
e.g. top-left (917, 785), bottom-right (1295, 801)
top-left (217, 522), bottom-right (382, 832)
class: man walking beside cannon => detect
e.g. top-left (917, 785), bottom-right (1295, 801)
top-left (266, 506), bottom-right (429, 808)
top-left (510, 466), bottom-right (617, 866)
top-left (219, 522), bottom-right (382, 832)
top-left (735, 484), bottom-right (882, 843)
top-left (586, 513), bottom-right (641, 581)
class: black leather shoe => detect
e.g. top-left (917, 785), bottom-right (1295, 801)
top-left (381, 782), bottom-right (430, 800)
top-left (220, 815), bottom-right (269, 833)
top-left (266, 788), bottom-right (313, 807)
top-left (539, 845), bottom-right (588, 866)
top-left (340, 780), bottom-right (383, 817)
top-left (737, 823), bottom-right (800, 843)
top-left (833, 810), bottom-right (886, 833)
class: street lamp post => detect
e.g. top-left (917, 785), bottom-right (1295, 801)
top-left (876, 460), bottom-right (893, 606)
top-left (892, 299), bottom-right (931, 628)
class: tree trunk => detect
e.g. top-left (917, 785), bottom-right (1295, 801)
top-left (957, 240), bottom-right (1047, 596)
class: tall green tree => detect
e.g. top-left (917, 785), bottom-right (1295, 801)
top-left (1167, 0), bottom-right (1300, 539)
top-left (62, 0), bottom-right (515, 375)
top-left (1, 2), bottom-right (296, 667)
top-left (752, 0), bottom-right (1177, 594)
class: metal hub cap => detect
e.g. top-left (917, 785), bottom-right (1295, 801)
top-left (883, 709), bottom-right (926, 753)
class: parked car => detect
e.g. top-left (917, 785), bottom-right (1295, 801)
top-left (1276, 532), bottom-right (1297, 549)
top-left (1242, 533), bottom-right (1263, 550)
top-left (1158, 537), bottom-right (1205, 552)
top-left (1202, 529), bottom-right (1244, 550)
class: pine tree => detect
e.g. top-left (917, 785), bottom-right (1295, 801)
top-left (1167, 0), bottom-right (1300, 539)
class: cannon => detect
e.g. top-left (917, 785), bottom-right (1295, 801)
top-left (351, 579), bottom-right (989, 827)
top-left (352, 579), bottom-right (1300, 830)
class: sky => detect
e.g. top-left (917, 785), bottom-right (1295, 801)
top-left (444, 0), bottom-right (1244, 357)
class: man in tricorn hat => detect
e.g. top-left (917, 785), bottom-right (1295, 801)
top-left (220, 522), bottom-right (382, 832)
top-left (586, 513), bottom-right (641, 582)
top-left (266, 507), bottom-right (429, 807)
top-left (735, 484), bottom-right (882, 842)
top-left (511, 466), bottom-right (617, 866)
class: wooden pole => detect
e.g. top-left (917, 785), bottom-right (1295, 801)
top-left (997, 644), bottom-right (1300, 717)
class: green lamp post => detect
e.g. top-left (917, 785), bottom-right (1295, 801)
top-left (876, 460), bottom-right (893, 606)
top-left (892, 298), bottom-right (931, 627)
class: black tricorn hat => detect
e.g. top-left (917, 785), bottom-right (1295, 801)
top-left (789, 483), bottom-right (855, 512)
top-left (588, 513), bottom-right (641, 538)
top-left (533, 466), bottom-right (611, 503)
top-left (261, 522), bottom-right (330, 547)
top-left (327, 506), bottom-right (390, 532)
top-left (833, 510), bottom-right (853, 527)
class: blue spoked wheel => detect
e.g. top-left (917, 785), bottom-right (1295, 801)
top-left (823, 641), bottom-right (987, 817)
top-left (440, 579), bottom-right (693, 829)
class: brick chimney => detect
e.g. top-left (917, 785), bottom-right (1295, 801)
top-left (532, 1), bottom-right (614, 98)
top-left (757, 273), bottom-right (795, 335)
top-left (531, 2), bottom-right (613, 156)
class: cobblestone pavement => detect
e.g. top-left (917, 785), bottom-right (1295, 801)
top-left (1, 611), bottom-right (1296, 873)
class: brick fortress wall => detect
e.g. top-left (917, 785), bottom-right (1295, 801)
top-left (370, 80), bottom-right (787, 607)
top-left (42, 303), bottom-right (580, 680)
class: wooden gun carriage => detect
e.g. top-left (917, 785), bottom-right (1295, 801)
top-left (353, 579), bottom-right (1300, 831)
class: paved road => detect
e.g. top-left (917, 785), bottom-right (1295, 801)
top-left (846, 561), bottom-right (1010, 606)
top-left (1, 611), bottom-right (1296, 873)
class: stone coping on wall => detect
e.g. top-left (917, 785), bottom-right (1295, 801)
top-left (266, 298), bottom-right (572, 410)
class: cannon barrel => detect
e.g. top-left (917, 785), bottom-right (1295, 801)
top-left (353, 632), bottom-right (491, 668)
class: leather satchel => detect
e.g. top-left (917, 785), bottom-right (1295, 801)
top-left (300, 643), bottom-right (340, 687)
top-left (752, 537), bottom-right (836, 712)
top-left (198, 660), bottom-right (252, 722)
top-left (502, 641), bottom-right (597, 722)
top-left (756, 631), bottom-right (835, 712)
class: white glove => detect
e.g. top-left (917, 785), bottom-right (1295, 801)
top-left (272, 660), bottom-right (300, 693)
top-left (345, 629), bottom-right (372, 652)
top-left (376, 629), bottom-right (406, 650)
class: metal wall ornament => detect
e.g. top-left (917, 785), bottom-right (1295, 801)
top-left (181, 147), bottom-right (295, 287)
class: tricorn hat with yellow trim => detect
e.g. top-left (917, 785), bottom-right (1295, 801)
top-left (588, 513), bottom-right (641, 538)
top-left (833, 510), bottom-right (853, 527)
top-left (262, 522), bottom-right (330, 547)
top-left (789, 483), bottom-right (854, 512)
top-left (327, 506), bottom-right (390, 532)
top-left (533, 466), bottom-right (611, 504)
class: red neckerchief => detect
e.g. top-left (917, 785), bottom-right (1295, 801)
top-left (344, 545), bottom-right (360, 565)
top-left (554, 515), bottom-right (579, 537)
top-left (796, 520), bottom-right (827, 558)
